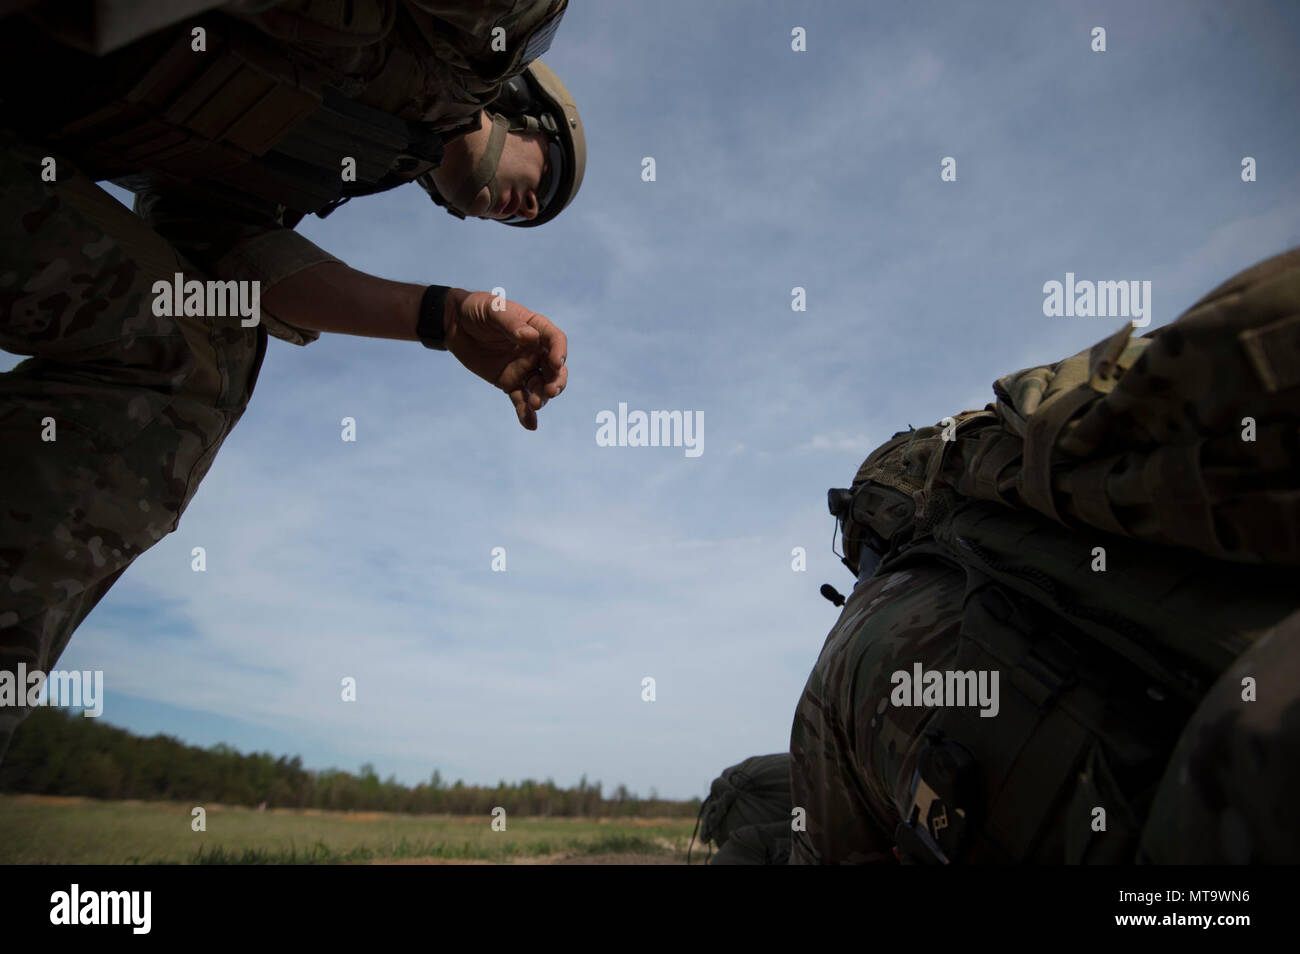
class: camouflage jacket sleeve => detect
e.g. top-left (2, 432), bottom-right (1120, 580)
top-left (131, 185), bottom-right (339, 346)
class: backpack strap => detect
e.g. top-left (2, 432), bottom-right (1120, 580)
top-left (1021, 385), bottom-right (1101, 524)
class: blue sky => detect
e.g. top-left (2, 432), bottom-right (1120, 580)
top-left (5, 0), bottom-right (1299, 799)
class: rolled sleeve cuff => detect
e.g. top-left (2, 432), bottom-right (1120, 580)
top-left (214, 229), bottom-right (343, 346)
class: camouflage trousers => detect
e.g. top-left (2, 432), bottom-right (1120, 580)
top-left (0, 127), bottom-right (265, 760)
top-left (789, 554), bottom-right (1300, 864)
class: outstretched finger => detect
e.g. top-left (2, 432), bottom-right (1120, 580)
top-left (509, 388), bottom-right (538, 430)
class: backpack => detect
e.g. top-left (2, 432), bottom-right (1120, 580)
top-left (692, 753), bottom-right (792, 864)
top-left (830, 247), bottom-right (1300, 862)
top-left (709, 820), bottom-right (794, 865)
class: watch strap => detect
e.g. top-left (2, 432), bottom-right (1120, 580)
top-left (417, 284), bottom-right (452, 350)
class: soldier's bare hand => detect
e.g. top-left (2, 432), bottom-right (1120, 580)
top-left (443, 289), bottom-right (568, 430)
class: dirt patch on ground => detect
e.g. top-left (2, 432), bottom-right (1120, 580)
top-left (8, 794), bottom-right (90, 807)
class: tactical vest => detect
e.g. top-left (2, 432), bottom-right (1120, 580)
top-left (0, 0), bottom-right (566, 216)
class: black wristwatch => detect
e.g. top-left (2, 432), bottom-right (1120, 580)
top-left (417, 284), bottom-right (452, 350)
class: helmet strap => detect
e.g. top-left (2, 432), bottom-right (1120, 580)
top-left (449, 111), bottom-right (510, 215)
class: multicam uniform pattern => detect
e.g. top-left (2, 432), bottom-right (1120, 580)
top-left (1139, 608), bottom-right (1300, 864)
top-left (0, 130), bottom-right (264, 759)
top-left (789, 561), bottom-right (968, 865)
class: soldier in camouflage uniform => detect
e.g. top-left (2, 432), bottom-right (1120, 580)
top-left (0, 0), bottom-right (584, 760)
top-left (790, 248), bottom-right (1300, 864)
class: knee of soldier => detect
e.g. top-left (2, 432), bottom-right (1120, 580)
top-left (1139, 609), bottom-right (1300, 863)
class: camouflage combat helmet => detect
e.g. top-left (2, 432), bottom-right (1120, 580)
top-left (421, 59), bottom-right (586, 227)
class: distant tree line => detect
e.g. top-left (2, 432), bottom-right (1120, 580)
top-left (0, 708), bottom-right (699, 817)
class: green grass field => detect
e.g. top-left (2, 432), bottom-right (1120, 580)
top-left (0, 795), bottom-right (700, 864)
